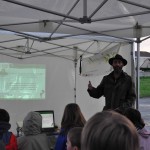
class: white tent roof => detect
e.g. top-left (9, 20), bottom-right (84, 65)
top-left (0, 0), bottom-right (149, 60)
top-left (0, 33), bottom-right (128, 60)
top-left (0, 0), bottom-right (150, 40)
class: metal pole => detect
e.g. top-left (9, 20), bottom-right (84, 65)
top-left (3, 0), bottom-right (79, 21)
top-left (74, 60), bottom-right (77, 103)
top-left (83, 0), bottom-right (87, 17)
top-left (73, 47), bottom-right (78, 103)
top-left (136, 38), bottom-right (140, 109)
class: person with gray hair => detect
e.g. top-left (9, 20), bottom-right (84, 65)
top-left (17, 111), bottom-right (51, 150)
top-left (81, 110), bottom-right (139, 150)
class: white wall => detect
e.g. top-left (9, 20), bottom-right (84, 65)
top-left (0, 54), bottom-right (104, 134)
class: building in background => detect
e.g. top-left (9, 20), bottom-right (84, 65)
top-left (135, 51), bottom-right (150, 76)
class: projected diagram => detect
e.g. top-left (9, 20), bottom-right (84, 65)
top-left (0, 63), bottom-right (45, 100)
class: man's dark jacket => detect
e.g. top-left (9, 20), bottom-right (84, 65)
top-left (87, 71), bottom-right (136, 110)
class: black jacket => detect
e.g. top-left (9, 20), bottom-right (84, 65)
top-left (87, 71), bottom-right (136, 110)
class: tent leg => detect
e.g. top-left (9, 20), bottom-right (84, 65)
top-left (136, 38), bottom-right (140, 109)
top-left (74, 61), bottom-right (77, 103)
top-left (73, 47), bottom-right (78, 103)
top-left (83, 0), bottom-right (87, 17)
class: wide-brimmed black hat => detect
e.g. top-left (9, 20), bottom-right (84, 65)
top-left (108, 54), bottom-right (127, 66)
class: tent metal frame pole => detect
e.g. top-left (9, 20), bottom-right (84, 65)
top-left (0, 21), bottom-right (42, 27)
top-left (130, 42), bottom-right (136, 108)
top-left (89, 0), bottom-right (109, 19)
top-left (118, 0), bottom-right (150, 10)
top-left (0, 27), bottom-right (40, 40)
top-left (141, 35), bottom-right (150, 42)
top-left (73, 47), bottom-right (78, 103)
top-left (49, 0), bottom-right (80, 38)
top-left (3, 0), bottom-right (79, 21)
top-left (74, 60), bottom-right (77, 103)
top-left (83, 0), bottom-right (87, 17)
top-left (136, 38), bottom-right (140, 109)
top-left (130, 42), bottom-right (135, 80)
top-left (92, 10), bottom-right (150, 22)
top-left (55, 21), bottom-right (134, 42)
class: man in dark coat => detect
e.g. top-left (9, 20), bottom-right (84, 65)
top-left (87, 54), bottom-right (136, 110)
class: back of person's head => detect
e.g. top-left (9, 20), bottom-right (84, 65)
top-left (81, 111), bottom-right (139, 150)
top-left (0, 109), bottom-right (11, 134)
top-left (67, 127), bottom-right (83, 150)
top-left (0, 108), bottom-right (10, 122)
top-left (114, 107), bottom-right (125, 115)
top-left (61, 103), bottom-right (86, 129)
top-left (124, 108), bottom-right (145, 130)
top-left (23, 111), bottom-right (42, 136)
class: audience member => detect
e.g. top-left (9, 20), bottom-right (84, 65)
top-left (81, 110), bottom-right (139, 150)
top-left (17, 111), bottom-right (51, 150)
top-left (66, 127), bottom-right (82, 150)
top-left (124, 108), bottom-right (150, 150)
top-left (0, 108), bottom-right (18, 150)
top-left (54, 103), bottom-right (86, 150)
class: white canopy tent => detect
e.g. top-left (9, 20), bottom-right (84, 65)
top-left (0, 0), bottom-right (150, 107)
top-left (0, 0), bottom-right (149, 38)
top-left (0, 35), bottom-right (133, 133)
top-left (0, 0), bottom-right (150, 131)
top-left (0, 33), bottom-right (132, 100)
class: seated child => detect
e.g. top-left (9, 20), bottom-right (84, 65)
top-left (17, 111), bottom-right (51, 150)
top-left (81, 110), bottom-right (139, 150)
top-left (0, 108), bottom-right (18, 150)
top-left (66, 127), bottom-right (83, 150)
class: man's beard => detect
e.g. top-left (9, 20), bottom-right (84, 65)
top-left (113, 67), bottom-right (122, 74)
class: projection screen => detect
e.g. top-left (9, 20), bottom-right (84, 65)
top-left (0, 63), bottom-right (45, 100)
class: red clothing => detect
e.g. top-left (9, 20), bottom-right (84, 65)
top-left (0, 121), bottom-right (17, 150)
top-left (2, 132), bottom-right (18, 150)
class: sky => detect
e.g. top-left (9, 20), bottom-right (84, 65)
top-left (140, 38), bottom-right (150, 53)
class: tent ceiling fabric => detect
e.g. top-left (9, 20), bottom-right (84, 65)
top-left (0, 34), bottom-right (128, 60)
top-left (0, 0), bottom-right (150, 40)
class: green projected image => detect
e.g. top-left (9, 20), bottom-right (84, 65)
top-left (0, 63), bottom-right (45, 100)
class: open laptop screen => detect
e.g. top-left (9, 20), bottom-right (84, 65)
top-left (36, 110), bottom-right (55, 133)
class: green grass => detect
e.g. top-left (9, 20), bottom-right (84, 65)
top-left (140, 76), bottom-right (150, 98)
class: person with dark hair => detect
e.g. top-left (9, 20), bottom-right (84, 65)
top-left (81, 110), bottom-right (139, 150)
top-left (87, 54), bottom-right (136, 110)
top-left (17, 111), bottom-right (51, 150)
top-left (0, 108), bottom-right (18, 150)
top-left (124, 108), bottom-right (150, 150)
top-left (54, 103), bottom-right (86, 150)
top-left (66, 127), bottom-right (82, 150)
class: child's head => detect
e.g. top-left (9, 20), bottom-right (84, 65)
top-left (61, 103), bottom-right (86, 129)
top-left (66, 127), bottom-right (83, 150)
top-left (23, 111), bottom-right (42, 136)
top-left (0, 109), bottom-right (10, 122)
top-left (124, 108), bottom-right (145, 129)
top-left (81, 111), bottom-right (139, 150)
